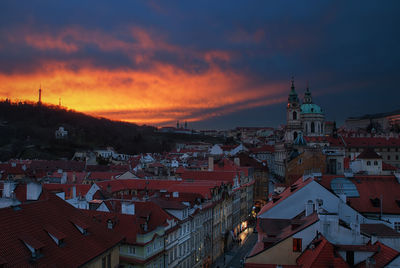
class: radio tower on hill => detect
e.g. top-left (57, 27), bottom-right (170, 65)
top-left (38, 85), bottom-right (42, 105)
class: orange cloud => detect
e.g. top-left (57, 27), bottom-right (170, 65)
top-left (0, 60), bottom-right (286, 125)
top-left (1, 26), bottom-right (288, 126)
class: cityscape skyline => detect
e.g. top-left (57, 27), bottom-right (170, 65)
top-left (0, 1), bottom-right (399, 129)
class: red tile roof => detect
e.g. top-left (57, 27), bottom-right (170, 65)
top-left (43, 184), bottom-right (91, 199)
top-left (180, 170), bottom-right (239, 184)
top-left (89, 199), bottom-right (173, 237)
top-left (258, 176), bottom-right (314, 217)
top-left (357, 241), bottom-right (399, 268)
top-left (250, 145), bottom-right (275, 153)
top-left (88, 171), bottom-right (122, 181)
top-left (0, 191), bottom-right (123, 267)
top-left (356, 148), bottom-right (382, 159)
top-left (249, 213), bottom-right (319, 257)
top-left (383, 162), bottom-right (398, 171)
top-left (360, 224), bottom-right (400, 237)
top-left (245, 264), bottom-right (300, 268)
top-left (318, 175), bottom-right (400, 215)
top-left (297, 235), bottom-right (349, 268)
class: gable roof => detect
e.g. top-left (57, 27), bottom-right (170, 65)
top-left (297, 235), bottom-right (349, 268)
top-left (0, 191), bottom-right (123, 267)
top-left (356, 241), bottom-right (399, 268)
top-left (356, 148), bottom-right (382, 159)
top-left (318, 175), bottom-right (400, 215)
top-left (249, 212), bottom-right (319, 257)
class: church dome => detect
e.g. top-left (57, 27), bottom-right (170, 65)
top-left (300, 103), bottom-right (323, 114)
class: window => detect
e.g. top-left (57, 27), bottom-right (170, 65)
top-left (367, 161), bottom-right (371, 166)
top-left (101, 253), bottom-right (111, 268)
top-left (394, 222), bottom-right (400, 232)
top-left (374, 161), bottom-right (378, 166)
top-left (388, 155), bottom-right (391, 160)
top-left (128, 246), bottom-right (135, 255)
top-left (311, 122), bottom-right (315, 133)
top-left (293, 238), bottom-right (302, 252)
top-left (293, 111), bottom-right (297, 120)
top-left (346, 251), bottom-right (354, 266)
top-left (396, 155), bottom-right (399, 160)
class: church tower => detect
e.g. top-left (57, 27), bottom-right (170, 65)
top-left (300, 83), bottom-right (325, 136)
top-left (285, 78), bottom-right (302, 142)
top-left (303, 82), bottom-right (312, 104)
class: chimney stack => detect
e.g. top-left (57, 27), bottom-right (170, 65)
top-left (234, 157), bottom-right (240, 167)
top-left (208, 156), bottom-right (214, 171)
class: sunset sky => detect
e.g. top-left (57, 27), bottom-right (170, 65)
top-left (0, 1), bottom-right (399, 129)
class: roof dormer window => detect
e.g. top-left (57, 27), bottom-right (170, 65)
top-left (45, 225), bottom-right (66, 247)
top-left (71, 219), bottom-right (89, 235)
top-left (19, 234), bottom-right (44, 261)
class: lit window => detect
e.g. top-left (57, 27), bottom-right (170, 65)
top-left (293, 238), bottom-right (302, 252)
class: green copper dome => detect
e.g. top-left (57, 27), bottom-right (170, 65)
top-left (300, 103), bottom-right (323, 114)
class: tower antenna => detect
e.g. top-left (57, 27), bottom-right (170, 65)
top-left (38, 84), bottom-right (42, 105)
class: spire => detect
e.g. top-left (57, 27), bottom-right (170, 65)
top-left (304, 81), bottom-right (313, 104)
top-left (291, 76), bottom-right (295, 91)
top-left (288, 76), bottom-right (299, 104)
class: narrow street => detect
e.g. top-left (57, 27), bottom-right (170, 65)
top-left (213, 227), bottom-right (258, 268)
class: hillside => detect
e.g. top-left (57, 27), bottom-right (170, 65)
top-left (0, 100), bottom-right (223, 161)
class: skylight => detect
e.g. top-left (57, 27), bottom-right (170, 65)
top-left (330, 177), bottom-right (360, 197)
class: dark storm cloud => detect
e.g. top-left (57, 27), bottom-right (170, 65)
top-left (0, 0), bottom-right (399, 128)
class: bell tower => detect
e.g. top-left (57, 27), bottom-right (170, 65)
top-left (303, 82), bottom-right (313, 104)
top-left (285, 77), bottom-right (302, 142)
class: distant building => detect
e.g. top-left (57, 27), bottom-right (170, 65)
top-left (55, 126), bottom-right (68, 139)
top-left (345, 109), bottom-right (400, 132)
top-left (275, 78), bottom-right (326, 179)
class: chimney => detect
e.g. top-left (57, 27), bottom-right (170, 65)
top-left (3, 181), bottom-right (17, 198)
top-left (234, 157), bottom-right (240, 167)
top-left (26, 182), bottom-right (42, 201)
top-left (208, 156), bottom-right (214, 171)
top-left (305, 200), bottom-right (314, 216)
top-left (366, 257), bottom-right (375, 268)
top-left (72, 185), bottom-right (77, 199)
top-left (339, 193), bottom-right (347, 203)
top-left (61, 172), bottom-right (67, 184)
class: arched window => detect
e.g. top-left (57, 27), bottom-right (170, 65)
top-left (293, 132), bottom-right (298, 141)
top-left (311, 122), bottom-right (315, 133)
top-left (367, 161), bottom-right (371, 166)
top-left (293, 111), bottom-right (297, 120)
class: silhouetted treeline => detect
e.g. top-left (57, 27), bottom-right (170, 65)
top-left (0, 100), bottom-right (222, 161)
